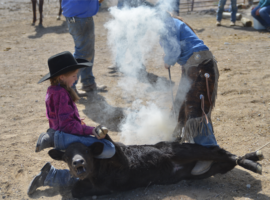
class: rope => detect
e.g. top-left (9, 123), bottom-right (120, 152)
top-left (256, 141), bottom-right (270, 152)
top-left (205, 73), bottom-right (212, 106)
top-left (200, 94), bottom-right (209, 124)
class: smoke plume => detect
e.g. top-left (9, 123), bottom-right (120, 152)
top-left (105, 1), bottom-right (181, 145)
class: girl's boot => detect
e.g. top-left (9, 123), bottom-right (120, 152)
top-left (35, 129), bottom-right (55, 152)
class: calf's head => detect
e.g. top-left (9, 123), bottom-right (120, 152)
top-left (48, 142), bottom-right (104, 180)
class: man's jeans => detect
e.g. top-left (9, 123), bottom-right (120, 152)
top-left (44, 165), bottom-right (77, 188)
top-left (217, 0), bottom-right (237, 22)
top-left (251, 6), bottom-right (270, 28)
top-left (43, 131), bottom-right (116, 188)
top-left (193, 123), bottom-right (219, 148)
top-left (66, 17), bottom-right (96, 88)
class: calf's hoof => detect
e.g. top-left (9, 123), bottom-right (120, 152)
top-left (256, 164), bottom-right (262, 175)
top-left (256, 151), bottom-right (264, 161)
top-left (56, 16), bottom-right (61, 20)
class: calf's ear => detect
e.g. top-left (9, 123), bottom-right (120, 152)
top-left (89, 142), bottom-right (104, 156)
top-left (48, 149), bottom-right (65, 161)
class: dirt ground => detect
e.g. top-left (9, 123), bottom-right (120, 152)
top-left (1, 0), bottom-right (270, 199)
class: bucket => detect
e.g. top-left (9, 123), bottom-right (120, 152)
top-left (253, 17), bottom-right (265, 30)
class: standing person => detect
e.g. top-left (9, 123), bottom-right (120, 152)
top-left (251, 0), bottom-right (270, 31)
top-left (216, 0), bottom-right (237, 26)
top-left (27, 52), bottom-right (115, 195)
top-left (173, 0), bottom-right (180, 16)
top-left (159, 14), bottom-right (219, 175)
top-left (61, 0), bottom-right (106, 97)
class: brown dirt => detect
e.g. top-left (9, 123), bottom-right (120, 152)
top-left (0, 0), bottom-right (270, 200)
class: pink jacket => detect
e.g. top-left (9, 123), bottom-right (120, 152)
top-left (46, 85), bottom-right (94, 135)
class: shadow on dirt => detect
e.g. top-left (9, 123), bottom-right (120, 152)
top-left (221, 25), bottom-right (264, 32)
top-left (29, 167), bottom-right (268, 199)
top-left (28, 21), bottom-right (68, 39)
top-left (79, 93), bottom-right (125, 132)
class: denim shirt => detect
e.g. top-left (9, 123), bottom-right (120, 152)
top-left (160, 18), bottom-right (209, 66)
top-left (62, 0), bottom-right (99, 18)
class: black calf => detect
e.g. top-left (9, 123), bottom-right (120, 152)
top-left (48, 137), bottom-right (263, 198)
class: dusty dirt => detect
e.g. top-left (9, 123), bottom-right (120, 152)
top-left (1, 0), bottom-right (270, 199)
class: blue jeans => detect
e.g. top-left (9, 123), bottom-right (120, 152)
top-left (66, 17), bottom-right (96, 88)
top-left (251, 6), bottom-right (270, 28)
top-left (44, 165), bottom-right (77, 188)
top-left (193, 123), bottom-right (218, 148)
top-left (217, 0), bottom-right (237, 23)
top-left (54, 131), bottom-right (116, 159)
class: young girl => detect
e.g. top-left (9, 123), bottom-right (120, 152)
top-left (160, 14), bottom-right (219, 175)
top-left (28, 51), bottom-right (115, 195)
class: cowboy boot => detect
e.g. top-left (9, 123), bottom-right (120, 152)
top-left (35, 129), bottom-right (55, 152)
top-left (27, 162), bottom-right (52, 195)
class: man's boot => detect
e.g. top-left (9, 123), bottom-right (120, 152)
top-left (27, 162), bottom-right (52, 195)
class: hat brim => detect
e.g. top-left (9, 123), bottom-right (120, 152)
top-left (38, 62), bottom-right (92, 84)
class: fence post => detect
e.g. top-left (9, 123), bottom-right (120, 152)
top-left (191, 0), bottom-right (195, 11)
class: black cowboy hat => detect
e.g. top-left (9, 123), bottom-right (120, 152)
top-left (38, 51), bottom-right (92, 84)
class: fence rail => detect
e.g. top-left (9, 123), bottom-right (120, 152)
top-left (178, 0), bottom-right (246, 12)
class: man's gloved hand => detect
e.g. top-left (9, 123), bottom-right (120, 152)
top-left (92, 125), bottom-right (108, 139)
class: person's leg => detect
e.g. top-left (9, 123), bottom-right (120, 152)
top-left (44, 165), bottom-right (78, 188)
top-left (251, 6), bottom-right (269, 27)
top-left (193, 123), bottom-right (218, 147)
top-left (67, 17), bottom-right (95, 88)
top-left (54, 131), bottom-right (116, 159)
top-left (27, 162), bottom-right (78, 195)
top-left (258, 6), bottom-right (270, 28)
top-left (230, 0), bottom-right (237, 23)
top-left (217, 0), bottom-right (227, 22)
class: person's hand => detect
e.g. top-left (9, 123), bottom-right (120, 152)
top-left (99, 0), bottom-right (105, 3)
top-left (92, 125), bottom-right (108, 139)
top-left (165, 63), bottom-right (171, 69)
top-left (256, 8), bottom-right (261, 16)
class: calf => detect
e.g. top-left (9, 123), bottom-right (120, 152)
top-left (31, 0), bottom-right (62, 25)
top-left (49, 135), bottom-right (263, 198)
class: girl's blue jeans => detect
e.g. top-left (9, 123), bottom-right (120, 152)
top-left (66, 16), bottom-right (96, 88)
top-left (44, 131), bottom-right (115, 188)
top-left (216, 0), bottom-right (237, 23)
top-left (251, 5), bottom-right (270, 28)
top-left (54, 131), bottom-right (115, 159)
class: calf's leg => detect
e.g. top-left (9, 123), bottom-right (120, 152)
top-left (237, 158), bottom-right (262, 174)
top-left (241, 151), bottom-right (264, 162)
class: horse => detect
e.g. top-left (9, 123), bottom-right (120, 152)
top-left (31, 0), bottom-right (62, 25)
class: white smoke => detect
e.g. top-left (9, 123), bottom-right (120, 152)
top-left (105, 1), bottom-right (180, 145)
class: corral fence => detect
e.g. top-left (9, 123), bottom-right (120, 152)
top-left (178, 0), bottom-right (255, 12)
